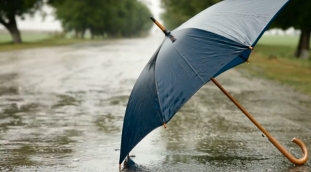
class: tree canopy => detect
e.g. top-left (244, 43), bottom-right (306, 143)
top-left (0, 0), bottom-right (153, 43)
top-left (161, 0), bottom-right (221, 30)
top-left (50, 0), bottom-right (153, 38)
top-left (0, 0), bottom-right (44, 43)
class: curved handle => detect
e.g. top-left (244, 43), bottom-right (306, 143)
top-left (211, 78), bottom-right (309, 165)
top-left (269, 137), bottom-right (308, 165)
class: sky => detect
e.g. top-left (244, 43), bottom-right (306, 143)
top-left (0, 0), bottom-right (163, 32)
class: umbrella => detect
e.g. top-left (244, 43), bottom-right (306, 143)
top-left (119, 0), bottom-right (308, 168)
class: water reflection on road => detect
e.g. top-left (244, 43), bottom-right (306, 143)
top-left (0, 33), bottom-right (310, 172)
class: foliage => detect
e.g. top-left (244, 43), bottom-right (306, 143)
top-left (50, 0), bottom-right (153, 38)
top-left (0, 0), bottom-right (43, 18)
top-left (0, 0), bottom-right (45, 43)
top-left (161, 0), bottom-right (221, 29)
top-left (0, 36), bottom-right (100, 52)
top-left (272, 0), bottom-right (311, 30)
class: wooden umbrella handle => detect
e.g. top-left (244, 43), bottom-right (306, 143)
top-left (211, 77), bottom-right (308, 165)
top-left (150, 16), bottom-right (176, 42)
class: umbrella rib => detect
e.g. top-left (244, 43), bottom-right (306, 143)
top-left (148, 46), bottom-right (166, 124)
top-left (172, 46), bottom-right (205, 83)
top-left (154, 62), bottom-right (166, 125)
top-left (176, 27), bottom-right (250, 48)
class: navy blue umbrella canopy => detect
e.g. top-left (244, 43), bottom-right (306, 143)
top-left (119, 0), bottom-right (308, 166)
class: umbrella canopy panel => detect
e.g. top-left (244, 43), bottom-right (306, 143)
top-left (155, 28), bottom-right (249, 123)
top-left (174, 0), bottom-right (290, 46)
top-left (119, 46), bottom-right (164, 164)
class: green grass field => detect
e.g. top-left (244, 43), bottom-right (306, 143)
top-left (239, 34), bottom-right (311, 95)
top-left (0, 32), bottom-right (51, 43)
top-left (0, 31), bottom-right (101, 52)
top-left (258, 35), bottom-right (300, 47)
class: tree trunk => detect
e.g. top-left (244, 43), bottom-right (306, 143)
top-left (295, 32), bottom-right (303, 57)
top-left (0, 15), bottom-right (22, 44)
top-left (295, 28), bottom-right (310, 59)
top-left (80, 29), bottom-right (85, 39)
top-left (74, 30), bottom-right (79, 38)
top-left (90, 31), bottom-right (94, 39)
top-left (7, 23), bottom-right (22, 44)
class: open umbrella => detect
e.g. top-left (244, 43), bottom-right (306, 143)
top-left (119, 0), bottom-right (308, 168)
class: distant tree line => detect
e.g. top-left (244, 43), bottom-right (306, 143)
top-left (49, 0), bottom-right (152, 39)
top-left (0, 0), bottom-right (153, 43)
top-left (161, 0), bottom-right (311, 59)
top-left (161, 0), bottom-right (221, 30)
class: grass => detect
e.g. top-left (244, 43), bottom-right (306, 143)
top-left (0, 31), bottom-right (101, 52)
top-left (0, 32), bottom-right (50, 43)
top-left (257, 35), bottom-right (299, 47)
top-left (238, 35), bottom-right (311, 95)
top-left (0, 38), bottom-right (100, 52)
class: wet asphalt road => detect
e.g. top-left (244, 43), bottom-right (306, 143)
top-left (0, 33), bottom-right (310, 172)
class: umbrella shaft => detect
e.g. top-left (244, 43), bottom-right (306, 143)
top-left (150, 17), bottom-right (167, 33)
top-left (210, 78), bottom-right (271, 139)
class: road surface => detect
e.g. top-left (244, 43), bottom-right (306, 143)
top-left (0, 33), bottom-right (310, 172)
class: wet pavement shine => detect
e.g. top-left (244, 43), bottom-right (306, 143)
top-left (0, 33), bottom-right (310, 172)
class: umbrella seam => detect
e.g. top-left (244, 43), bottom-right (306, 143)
top-left (174, 27), bottom-right (249, 48)
top-left (153, 49), bottom-right (166, 124)
top-left (172, 45), bottom-right (205, 83)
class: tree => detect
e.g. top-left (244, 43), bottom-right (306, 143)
top-left (272, 0), bottom-right (311, 59)
top-left (50, 0), bottom-right (91, 39)
top-left (50, 0), bottom-right (152, 38)
top-left (103, 0), bottom-right (152, 37)
top-left (0, 0), bottom-right (44, 44)
top-left (161, 0), bottom-right (221, 30)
